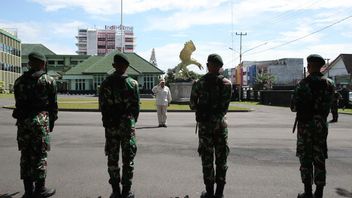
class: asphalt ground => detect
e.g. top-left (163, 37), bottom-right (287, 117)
top-left (1, 98), bottom-right (352, 198)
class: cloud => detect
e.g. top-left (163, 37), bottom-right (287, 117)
top-left (146, 6), bottom-right (231, 31)
top-left (31, 0), bottom-right (228, 15)
top-left (0, 20), bottom-right (86, 54)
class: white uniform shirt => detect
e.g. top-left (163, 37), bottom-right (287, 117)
top-left (152, 85), bottom-right (172, 106)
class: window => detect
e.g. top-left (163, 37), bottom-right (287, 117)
top-left (0, 43), bottom-right (4, 52)
top-left (70, 61), bottom-right (78, 65)
top-left (75, 79), bottom-right (86, 90)
top-left (93, 75), bottom-right (106, 90)
top-left (48, 60), bottom-right (55, 65)
top-left (57, 61), bottom-right (64, 65)
top-left (143, 75), bottom-right (155, 90)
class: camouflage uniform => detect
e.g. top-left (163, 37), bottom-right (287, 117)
top-left (99, 71), bottom-right (140, 192)
top-left (331, 91), bottom-right (341, 122)
top-left (190, 71), bottom-right (232, 192)
top-left (291, 72), bottom-right (334, 187)
top-left (13, 69), bottom-right (58, 181)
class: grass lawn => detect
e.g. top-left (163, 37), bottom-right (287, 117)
top-left (0, 93), bottom-right (14, 99)
top-left (339, 108), bottom-right (352, 115)
top-left (58, 97), bottom-right (249, 111)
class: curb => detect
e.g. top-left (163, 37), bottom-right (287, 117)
top-left (2, 106), bottom-right (253, 113)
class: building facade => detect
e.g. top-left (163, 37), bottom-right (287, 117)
top-left (21, 43), bottom-right (90, 92)
top-left (0, 28), bottom-right (21, 92)
top-left (238, 58), bottom-right (304, 88)
top-left (322, 54), bottom-right (352, 89)
top-left (76, 25), bottom-right (135, 56)
top-left (63, 51), bottom-right (164, 94)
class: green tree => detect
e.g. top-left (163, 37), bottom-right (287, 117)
top-left (253, 73), bottom-right (275, 90)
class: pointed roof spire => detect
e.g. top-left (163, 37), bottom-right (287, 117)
top-left (150, 48), bottom-right (157, 66)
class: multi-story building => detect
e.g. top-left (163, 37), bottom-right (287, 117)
top-left (0, 28), bottom-right (21, 93)
top-left (238, 58), bottom-right (304, 88)
top-left (76, 25), bottom-right (135, 56)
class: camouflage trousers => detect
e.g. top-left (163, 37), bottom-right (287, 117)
top-left (198, 120), bottom-right (229, 185)
top-left (105, 119), bottom-right (137, 187)
top-left (331, 103), bottom-right (338, 120)
top-left (296, 120), bottom-right (328, 186)
top-left (17, 116), bottom-right (50, 181)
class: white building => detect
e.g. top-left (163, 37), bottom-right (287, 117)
top-left (76, 25), bottom-right (135, 56)
top-left (322, 54), bottom-right (352, 87)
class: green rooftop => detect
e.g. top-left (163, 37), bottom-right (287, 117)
top-left (65, 56), bottom-right (102, 75)
top-left (22, 44), bottom-right (56, 56)
top-left (65, 51), bottom-right (164, 76)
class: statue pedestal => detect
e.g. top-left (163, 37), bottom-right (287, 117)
top-left (170, 82), bottom-right (193, 103)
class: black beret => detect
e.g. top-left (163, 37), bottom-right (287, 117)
top-left (207, 53), bottom-right (223, 67)
top-left (113, 53), bottom-right (129, 65)
top-left (307, 54), bottom-right (325, 67)
top-left (28, 52), bottom-right (46, 62)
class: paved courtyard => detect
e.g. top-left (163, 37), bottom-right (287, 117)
top-left (1, 98), bottom-right (352, 198)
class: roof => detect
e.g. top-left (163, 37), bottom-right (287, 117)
top-left (65, 50), bottom-right (164, 76)
top-left (322, 54), bottom-right (352, 74)
top-left (65, 56), bottom-right (102, 75)
top-left (0, 28), bottom-right (21, 42)
top-left (21, 44), bottom-right (56, 56)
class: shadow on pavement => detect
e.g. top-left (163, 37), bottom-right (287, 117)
top-left (336, 187), bottom-right (352, 197)
top-left (0, 192), bottom-right (19, 198)
top-left (136, 126), bottom-right (160, 130)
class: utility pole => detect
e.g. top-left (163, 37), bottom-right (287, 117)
top-left (235, 32), bottom-right (247, 101)
top-left (120, 0), bottom-right (124, 52)
top-left (236, 32), bottom-right (247, 64)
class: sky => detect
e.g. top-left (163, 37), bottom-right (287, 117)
top-left (1, 0), bottom-right (352, 73)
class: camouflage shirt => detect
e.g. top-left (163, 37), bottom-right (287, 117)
top-left (190, 73), bottom-right (232, 123)
top-left (13, 69), bottom-right (58, 124)
top-left (291, 72), bottom-right (334, 121)
top-left (99, 72), bottom-right (140, 127)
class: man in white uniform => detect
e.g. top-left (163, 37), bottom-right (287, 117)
top-left (152, 79), bottom-right (172, 127)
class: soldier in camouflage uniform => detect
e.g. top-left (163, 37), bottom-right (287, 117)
top-left (330, 90), bottom-right (341, 122)
top-left (99, 53), bottom-right (140, 198)
top-left (13, 52), bottom-right (58, 198)
top-left (291, 54), bottom-right (335, 198)
top-left (190, 54), bottom-right (232, 198)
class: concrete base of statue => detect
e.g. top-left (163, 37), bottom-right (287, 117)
top-left (169, 82), bottom-right (193, 103)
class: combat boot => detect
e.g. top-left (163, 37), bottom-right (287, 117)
top-left (110, 180), bottom-right (121, 198)
top-left (110, 185), bottom-right (121, 198)
top-left (314, 185), bottom-right (324, 198)
top-left (200, 184), bottom-right (214, 198)
top-left (22, 179), bottom-right (34, 198)
top-left (214, 183), bottom-right (225, 198)
top-left (297, 183), bottom-right (313, 198)
top-left (34, 179), bottom-right (56, 198)
top-left (122, 186), bottom-right (134, 198)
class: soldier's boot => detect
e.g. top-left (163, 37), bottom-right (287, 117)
top-left (34, 179), bottom-right (56, 198)
top-left (214, 183), bottom-right (224, 198)
top-left (297, 183), bottom-right (313, 198)
top-left (22, 179), bottom-right (34, 198)
top-left (200, 184), bottom-right (214, 198)
top-left (314, 185), bottom-right (324, 198)
top-left (121, 186), bottom-right (134, 198)
top-left (110, 182), bottom-right (121, 198)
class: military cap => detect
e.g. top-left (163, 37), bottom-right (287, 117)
top-left (207, 53), bottom-right (223, 67)
top-left (113, 53), bottom-right (130, 65)
top-left (307, 54), bottom-right (325, 67)
top-left (28, 52), bottom-right (46, 62)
